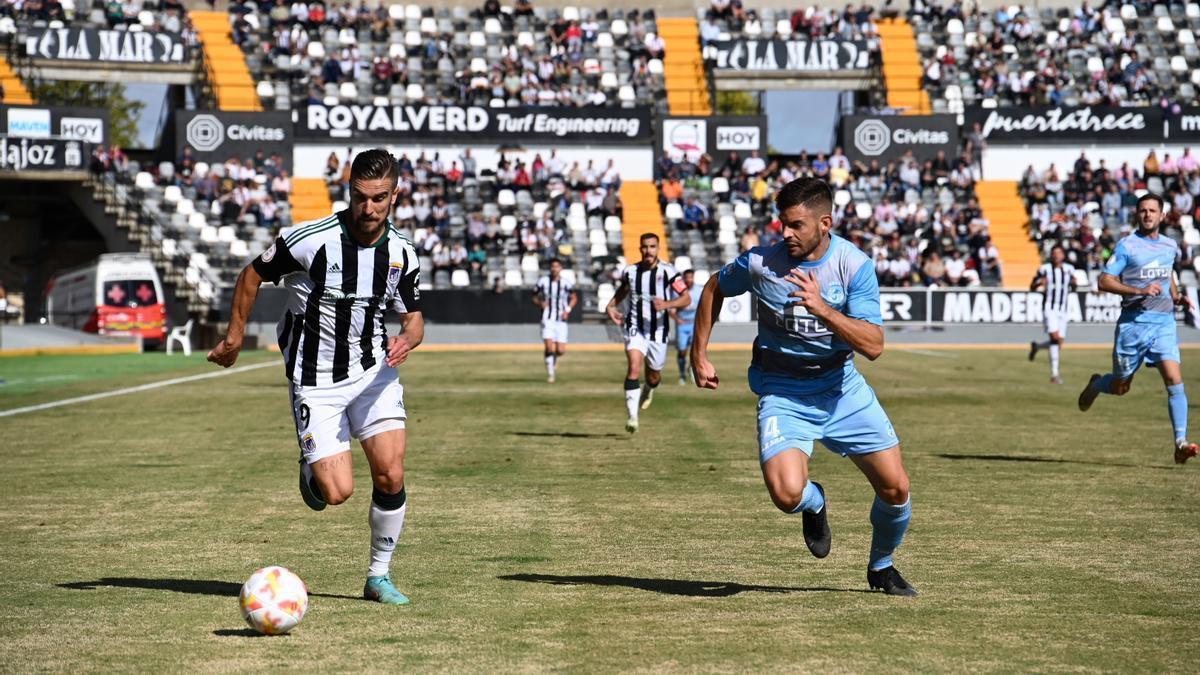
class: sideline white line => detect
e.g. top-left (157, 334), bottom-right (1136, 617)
top-left (897, 348), bottom-right (960, 359)
top-left (0, 361), bottom-right (278, 418)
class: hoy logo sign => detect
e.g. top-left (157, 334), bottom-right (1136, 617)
top-left (59, 117), bottom-right (103, 143)
top-left (715, 125), bottom-right (760, 150)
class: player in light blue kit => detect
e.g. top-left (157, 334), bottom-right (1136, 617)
top-left (690, 178), bottom-right (916, 596)
top-left (1078, 193), bottom-right (1199, 465)
top-left (670, 269), bottom-right (699, 385)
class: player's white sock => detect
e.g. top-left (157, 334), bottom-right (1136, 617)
top-left (368, 487), bottom-right (407, 577)
top-left (624, 378), bottom-right (640, 420)
top-left (1049, 343), bottom-right (1060, 377)
top-left (545, 352), bottom-right (556, 378)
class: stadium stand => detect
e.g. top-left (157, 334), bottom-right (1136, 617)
top-left (655, 139), bottom-right (995, 287)
top-left (912, 1), bottom-right (1200, 111)
top-left (659, 16), bottom-right (710, 115)
top-left (1017, 149), bottom-right (1200, 286)
top-left (0, 54), bottom-right (34, 104)
top-left (225, 1), bottom-right (667, 112)
top-left (194, 10), bottom-right (263, 111)
top-left (878, 17), bottom-right (930, 113)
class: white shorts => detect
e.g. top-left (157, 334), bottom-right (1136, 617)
top-left (625, 331), bottom-right (668, 371)
top-left (1045, 309), bottom-right (1070, 338)
top-left (541, 319), bottom-right (569, 343)
top-left (290, 364), bottom-right (407, 464)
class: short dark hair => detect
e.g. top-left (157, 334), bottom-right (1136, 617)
top-left (640, 232), bottom-right (659, 244)
top-left (548, 257), bottom-right (563, 266)
top-left (350, 148), bottom-right (399, 186)
top-left (1050, 243), bottom-right (1065, 255)
top-left (775, 177), bottom-right (833, 215)
top-left (1136, 192), bottom-right (1164, 210)
top-left (682, 268), bottom-right (695, 276)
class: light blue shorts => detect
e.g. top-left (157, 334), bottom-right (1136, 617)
top-left (756, 374), bottom-right (898, 463)
top-left (1113, 319), bottom-right (1180, 379)
top-left (676, 322), bottom-right (695, 351)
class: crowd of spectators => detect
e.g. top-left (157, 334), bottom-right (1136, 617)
top-left (1, 0), bottom-right (194, 36)
top-left (655, 138), bottom-right (997, 286)
top-left (1019, 149), bottom-right (1200, 275)
top-left (229, 0), bottom-right (665, 110)
top-left (915, 0), bottom-right (1200, 110)
top-left (322, 147), bottom-right (623, 286)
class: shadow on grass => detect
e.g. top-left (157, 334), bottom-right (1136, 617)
top-left (212, 628), bottom-right (278, 638)
top-left (511, 431), bottom-right (624, 439)
top-left (58, 578), bottom-right (360, 601)
top-left (498, 573), bottom-right (872, 596)
top-left (935, 453), bottom-right (1174, 470)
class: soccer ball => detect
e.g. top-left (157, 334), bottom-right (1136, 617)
top-left (239, 566), bottom-right (308, 635)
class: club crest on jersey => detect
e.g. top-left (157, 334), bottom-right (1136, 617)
top-left (301, 433), bottom-right (316, 453)
top-left (388, 262), bottom-right (403, 286)
top-left (822, 283), bottom-right (846, 306)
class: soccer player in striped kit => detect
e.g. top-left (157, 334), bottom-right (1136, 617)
top-left (606, 233), bottom-right (692, 433)
top-left (1029, 244), bottom-right (1077, 384)
top-left (208, 149), bottom-right (423, 605)
top-left (533, 258), bottom-right (577, 383)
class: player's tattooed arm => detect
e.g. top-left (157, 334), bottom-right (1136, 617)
top-left (208, 263), bottom-right (264, 368)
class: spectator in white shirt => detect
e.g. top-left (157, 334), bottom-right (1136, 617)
top-left (741, 150), bottom-right (766, 176)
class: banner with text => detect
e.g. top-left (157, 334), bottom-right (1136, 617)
top-left (176, 110), bottom-right (293, 171)
top-left (709, 38), bottom-right (870, 72)
top-left (878, 288), bottom-right (1196, 324)
top-left (0, 105), bottom-right (109, 147)
top-left (0, 135), bottom-right (91, 175)
top-left (842, 114), bottom-right (959, 164)
top-left (659, 115), bottom-right (767, 164)
top-left (297, 105), bottom-right (651, 144)
top-left (24, 27), bottom-right (189, 65)
top-left (964, 105), bottom-right (1163, 144)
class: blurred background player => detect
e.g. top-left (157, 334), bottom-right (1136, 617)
top-left (1078, 193), bottom-right (1198, 464)
top-left (670, 269), bottom-right (700, 385)
top-left (1029, 244), bottom-right (1076, 384)
top-left (207, 149), bottom-right (424, 605)
top-left (533, 258), bottom-right (577, 383)
top-left (690, 178), bottom-right (917, 596)
top-left (606, 233), bottom-right (691, 433)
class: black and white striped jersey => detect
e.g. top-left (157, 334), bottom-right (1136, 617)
top-left (1036, 262), bottom-right (1075, 313)
top-left (535, 275), bottom-right (574, 322)
top-left (252, 210), bottom-right (422, 386)
top-left (618, 261), bottom-right (686, 343)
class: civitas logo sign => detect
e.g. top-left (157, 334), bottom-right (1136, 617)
top-left (186, 114), bottom-right (224, 152)
top-left (853, 119), bottom-right (890, 156)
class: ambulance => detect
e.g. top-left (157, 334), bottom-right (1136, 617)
top-left (45, 253), bottom-right (167, 342)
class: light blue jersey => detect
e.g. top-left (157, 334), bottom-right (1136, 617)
top-left (718, 235), bottom-right (895, 462)
top-left (677, 283), bottom-right (700, 322)
top-left (1104, 231), bottom-right (1180, 324)
top-left (718, 236), bottom-right (882, 397)
top-left (675, 283), bottom-right (700, 351)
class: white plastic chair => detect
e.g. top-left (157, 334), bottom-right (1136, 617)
top-left (167, 318), bottom-right (194, 356)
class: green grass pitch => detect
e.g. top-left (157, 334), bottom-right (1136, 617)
top-left (2, 346), bottom-right (1198, 671)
